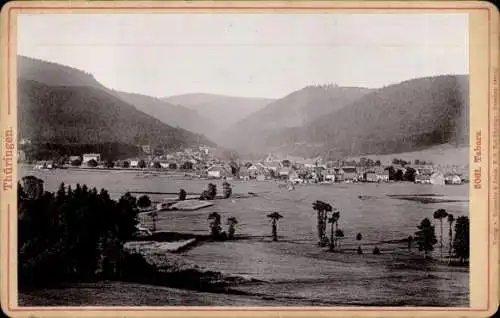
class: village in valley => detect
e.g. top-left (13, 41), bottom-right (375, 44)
top-left (22, 141), bottom-right (468, 186)
top-left (14, 11), bottom-right (473, 308)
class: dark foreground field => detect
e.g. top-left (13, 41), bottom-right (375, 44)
top-left (19, 240), bottom-right (468, 307)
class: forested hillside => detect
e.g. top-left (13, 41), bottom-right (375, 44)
top-left (18, 78), bottom-right (214, 160)
top-left (164, 93), bottom-right (273, 133)
top-left (113, 91), bottom-right (219, 142)
top-left (265, 75), bottom-right (469, 158)
top-left (221, 85), bottom-right (372, 149)
top-left (223, 75), bottom-right (468, 159)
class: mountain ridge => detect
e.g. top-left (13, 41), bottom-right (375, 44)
top-left (259, 74), bottom-right (469, 159)
top-left (221, 84), bottom-right (374, 151)
top-left (163, 93), bottom-right (274, 138)
top-left (17, 56), bottom-right (215, 160)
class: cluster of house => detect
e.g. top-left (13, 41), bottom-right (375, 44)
top-left (204, 156), bottom-right (382, 183)
top-left (32, 146), bottom-right (217, 171)
top-left (29, 148), bottom-right (466, 186)
top-left (413, 168), bottom-right (464, 185)
top-left (208, 155), bottom-right (466, 186)
top-left (126, 145), bottom-right (217, 169)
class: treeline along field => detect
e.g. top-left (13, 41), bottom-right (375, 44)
top-left (17, 176), bottom-right (252, 297)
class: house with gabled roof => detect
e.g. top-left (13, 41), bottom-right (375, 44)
top-left (207, 164), bottom-right (232, 179)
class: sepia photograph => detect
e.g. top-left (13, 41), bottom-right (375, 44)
top-left (0, 0), bottom-right (498, 316)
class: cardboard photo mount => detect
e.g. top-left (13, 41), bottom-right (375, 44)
top-left (0, 1), bottom-right (499, 317)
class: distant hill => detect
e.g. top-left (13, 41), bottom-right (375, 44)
top-left (262, 75), bottom-right (469, 159)
top-left (164, 93), bottom-right (273, 133)
top-left (112, 91), bottom-right (219, 141)
top-left (17, 56), bottom-right (215, 160)
top-left (221, 84), bottom-right (373, 151)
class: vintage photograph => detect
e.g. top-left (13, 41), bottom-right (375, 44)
top-left (12, 7), bottom-right (473, 308)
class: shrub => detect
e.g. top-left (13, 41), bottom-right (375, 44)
top-left (138, 160), bottom-right (147, 169)
top-left (179, 189), bottom-right (187, 201)
top-left (153, 161), bottom-right (162, 169)
top-left (70, 159), bottom-right (82, 166)
top-left (200, 183), bottom-right (217, 201)
top-left (222, 182), bottom-right (232, 199)
top-left (137, 195), bottom-right (152, 208)
top-left (87, 159), bottom-right (98, 167)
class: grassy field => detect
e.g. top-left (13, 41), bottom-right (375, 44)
top-left (18, 167), bottom-right (469, 306)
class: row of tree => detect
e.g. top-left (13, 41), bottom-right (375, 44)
top-left (414, 209), bottom-right (469, 264)
top-left (199, 182), bottom-right (232, 200)
top-left (207, 212), bottom-right (239, 240)
top-left (392, 158), bottom-right (433, 166)
top-left (384, 166), bottom-right (417, 182)
top-left (144, 183), bottom-right (233, 234)
top-left (18, 177), bottom-right (141, 287)
top-left (312, 201), bottom-right (346, 250)
top-left (310, 201), bottom-right (469, 263)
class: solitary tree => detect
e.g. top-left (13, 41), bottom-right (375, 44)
top-left (182, 161), bottom-right (193, 170)
top-left (453, 216), bottom-right (469, 265)
top-left (207, 183), bottom-right (217, 200)
top-left (327, 211), bottom-right (340, 251)
top-left (200, 183), bottom-right (217, 200)
top-left (414, 218), bottom-right (438, 259)
top-left (356, 232), bottom-right (363, 254)
top-left (105, 159), bottom-right (115, 169)
top-left (433, 208), bottom-right (449, 260)
top-left (226, 217), bottom-right (238, 240)
top-left (407, 235), bottom-right (413, 252)
top-left (137, 195), bottom-right (151, 208)
top-left (267, 211), bottom-right (283, 241)
top-left (87, 159), bottom-right (98, 168)
top-left (149, 211), bottom-right (158, 233)
top-left (403, 167), bottom-right (417, 182)
top-left (223, 182), bottom-right (232, 199)
top-left (447, 213), bottom-right (455, 263)
top-left (138, 160), bottom-right (147, 169)
top-left (178, 189), bottom-right (187, 201)
top-left (312, 200), bottom-right (332, 246)
top-left (335, 229), bottom-right (345, 250)
top-left (153, 161), bottom-right (162, 169)
top-left (395, 169), bottom-right (404, 181)
top-left (208, 212), bottom-right (222, 239)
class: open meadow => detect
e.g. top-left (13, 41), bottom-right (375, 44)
top-left (18, 166), bottom-right (469, 306)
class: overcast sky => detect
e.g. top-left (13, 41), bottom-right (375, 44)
top-left (17, 13), bottom-right (468, 99)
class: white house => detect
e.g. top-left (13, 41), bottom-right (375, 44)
top-left (324, 173), bottom-right (336, 182)
top-left (207, 165), bottom-right (231, 179)
top-left (430, 172), bottom-right (445, 185)
top-left (130, 159), bottom-right (139, 168)
top-left (445, 173), bottom-right (462, 185)
top-left (159, 161), bottom-right (169, 169)
top-left (82, 153), bottom-right (101, 164)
